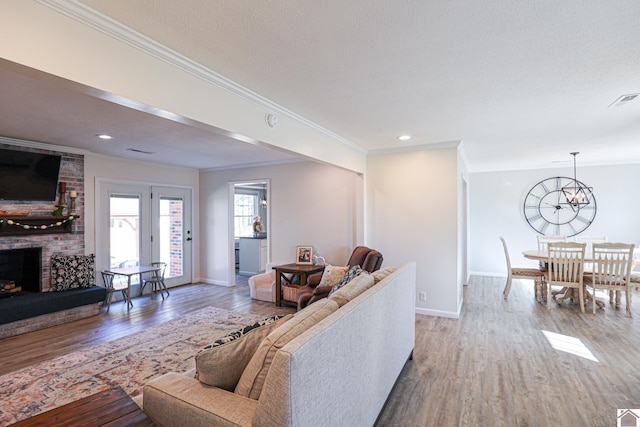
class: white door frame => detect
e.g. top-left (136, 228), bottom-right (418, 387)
top-left (228, 179), bottom-right (270, 287)
top-left (96, 179), bottom-right (194, 290)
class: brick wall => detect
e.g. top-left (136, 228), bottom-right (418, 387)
top-left (0, 144), bottom-right (84, 292)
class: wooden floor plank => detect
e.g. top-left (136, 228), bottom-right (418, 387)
top-left (2, 274), bottom-right (639, 426)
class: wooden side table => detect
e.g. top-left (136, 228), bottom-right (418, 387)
top-left (273, 263), bottom-right (325, 307)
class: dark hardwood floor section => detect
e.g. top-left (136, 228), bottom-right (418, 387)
top-left (2, 274), bottom-right (639, 426)
top-left (0, 275), bottom-right (294, 376)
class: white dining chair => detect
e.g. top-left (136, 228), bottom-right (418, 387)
top-left (583, 243), bottom-right (634, 316)
top-left (500, 237), bottom-right (546, 301)
top-left (545, 242), bottom-right (586, 312)
top-left (537, 235), bottom-right (567, 252)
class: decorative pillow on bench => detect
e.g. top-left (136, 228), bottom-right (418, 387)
top-left (196, 314), bottom-right (292, 391)
top-left (50, 254), bottom-right (96, 291)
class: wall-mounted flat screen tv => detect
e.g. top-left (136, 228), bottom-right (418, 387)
top-left (0, 148), bottom-right (62, 201)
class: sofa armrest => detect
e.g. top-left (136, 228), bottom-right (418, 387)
top-left (144, 372), bottom-right (257, 427)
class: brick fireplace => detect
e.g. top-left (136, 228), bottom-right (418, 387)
top-left (0, 144), bottom-right (85, 292)
top-left (0, 247), bottom-right (42, 295)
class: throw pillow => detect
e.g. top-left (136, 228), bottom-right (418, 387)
top-left (317, 264), bottom-right (349, 288)
top-left (371, 266), bottom-right (397, 283)
top-left (196, 314), bottom-right (292, 391)
top-left (328, 265), bottom-right (363, 296)
top-left (235, 299), bottom-right (340, 399)
top-left (328, 272), bottom-right (374, 307)
top-left (50, 254), bottom-right (96, 291)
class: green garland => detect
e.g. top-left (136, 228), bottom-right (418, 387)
top-left (0, 216), bottom-right (75, 230)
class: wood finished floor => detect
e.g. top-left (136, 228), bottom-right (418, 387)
top-left (1, 275), bottom-right (638, 426)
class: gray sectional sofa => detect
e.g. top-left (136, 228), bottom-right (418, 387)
top-left (143, 262), bottom-right (416, 427)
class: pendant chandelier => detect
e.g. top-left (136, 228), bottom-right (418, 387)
top-left (561, 152), bottom-right (593, 207)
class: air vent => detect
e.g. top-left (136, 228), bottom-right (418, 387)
top-left (127, 148), bottom-right (155, 155)
top-left (609, 94), bottom-right (639, 108)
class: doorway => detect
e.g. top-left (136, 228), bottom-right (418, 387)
top-left (97, 182), bottom-right (193, 290)
top-left (230, 180), bottom-right (269, 285)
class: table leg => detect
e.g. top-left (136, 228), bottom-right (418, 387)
top-left (126, 276), bottom-right (133, 309)
top-left (275, 270), bottom-right (282, 307)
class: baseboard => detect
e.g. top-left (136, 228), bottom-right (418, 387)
top-left (415, 306), bottom-right (459, 319)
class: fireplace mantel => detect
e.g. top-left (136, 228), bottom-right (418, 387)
top-left (0, 215), bottom-right (79, 237)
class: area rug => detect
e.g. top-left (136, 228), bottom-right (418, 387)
top-left (0, 307), bottom-right (265, 425)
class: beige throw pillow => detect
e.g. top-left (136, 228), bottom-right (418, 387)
top-left (371, 266), bottom-right (397, 283)
top-left (195, 314), bottom-right (292, 391)
top-left (235, 299), bottom-right (340, 399)
top-left (318, 264), bottom-right (349, 287)
top-left (328, 272), bottom-right (374, 307)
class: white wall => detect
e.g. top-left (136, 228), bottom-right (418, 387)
top-left (367, 146), bottom-right (461, 318)
top-left (470, 163), bottom-right (640, 276)
top-left (199, 161), bottom-right (363, 286)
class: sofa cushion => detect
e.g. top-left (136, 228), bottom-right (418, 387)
top-left (196, 314), bottom-right (292, 391)
top-left (50, 254), bottom-right (96, 291)
top-left (329, 271), bottom-right (375, 307)
top-left (317, 264), bottom-right (349, 288)
top-left (235, 298), bottom-right (340, 399)
top-left (371, 266), bottom-right (397, 283)
top-left (328, 265), bottom-right (363, 296)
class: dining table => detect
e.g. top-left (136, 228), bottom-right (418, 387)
top-left (104, 265), bottom-right (162, 309)
top-left (521, 249), bottom-right (605, 307)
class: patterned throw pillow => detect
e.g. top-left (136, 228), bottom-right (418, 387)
top-left (328, 265), bottom-right (363, 296)
top-left (317, 264), bottom-right (349, 288)
top-left (196, 314), bottom-right (292, 390)
top-left (50, 254), bottom-right (96, 291)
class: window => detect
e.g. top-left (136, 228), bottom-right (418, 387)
top-left (234, 193), bottom-right (258, 237)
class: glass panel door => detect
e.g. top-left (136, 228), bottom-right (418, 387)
top-left (109, 195), bottom-right (140, 270)
top-left (152, 186), bottom-right (192, 287)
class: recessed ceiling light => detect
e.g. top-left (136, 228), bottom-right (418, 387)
top-left (397, 135), bottom-right (411, 141)
top-left (97, 134), bottom-right (112, 140)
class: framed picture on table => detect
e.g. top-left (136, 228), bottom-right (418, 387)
top-left (296, 246), bottom-right (313, 265)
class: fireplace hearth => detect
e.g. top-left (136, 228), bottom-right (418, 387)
top-left (0, 248), bottom-right (42, 297)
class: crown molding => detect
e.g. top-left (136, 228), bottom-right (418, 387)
top-left (368, 140), bottom-right (462, 157)
top-left (37, 0), bottom-right (365, 154)
top-left (0, 136), bottom-right (90, 155)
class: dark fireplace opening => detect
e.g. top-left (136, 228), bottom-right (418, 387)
top-left (0, 248), bottom-right (42, 297)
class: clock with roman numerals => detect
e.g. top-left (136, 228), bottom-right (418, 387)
top-left (523, 176), bottom-right (597, 237)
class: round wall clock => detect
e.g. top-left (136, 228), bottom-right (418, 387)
top-left (523, 176), bottom-right (597, 237)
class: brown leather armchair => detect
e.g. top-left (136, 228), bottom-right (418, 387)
top-left (296, 246), bottom-right (383, 310)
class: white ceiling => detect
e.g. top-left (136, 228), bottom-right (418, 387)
top-left (2, 0), bottom-right (640, 172)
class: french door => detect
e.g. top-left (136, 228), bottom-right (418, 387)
top-left (98, 183), bottom-right (192, 289)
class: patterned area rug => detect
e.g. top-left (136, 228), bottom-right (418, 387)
top-left (0, 307), bottom-right (265, 425)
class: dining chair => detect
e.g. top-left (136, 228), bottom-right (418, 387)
top-left (101, 270), bottom-right (130, 312)
top-left (583, 243), bottom-right (634, 316)
top-left (545, 242), bottom-right (586, 312)
top-left (500, 237), bottom-right (546, 301)
top-left (537, 235), bottom-right (567, 252)
top-left (141, 262), bottom-right (169, 299)
top-left (575, 235), bottom-right (607, 275)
